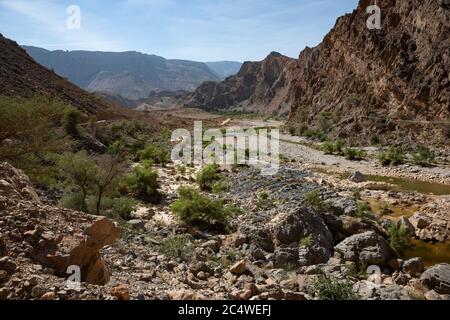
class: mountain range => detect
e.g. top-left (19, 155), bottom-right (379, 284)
top-left (22, 46), bottom-right (242, 100)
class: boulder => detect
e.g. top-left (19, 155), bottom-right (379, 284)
top-left (0, 162), bottom-right (120, 285)
top-left (273, 247), bottom-right (298, 268)
top-left (402, 257), bottom-right (424, 277)
top-left (111, 284), bottom-right (130, 300)
top-left (398, 217), bottom-right (415, 235)
top-left (410, 213), bottom-right (432, 229)
top-left (298, 244), bottom-right (331, 267)
top-left (420, 263), bottom-right (450, 294)
top-left (230, 260), bottom-right (246, 275)
top-left (335, 231), bottom-right (391, 266)
top-left (127, 219), bottom-right (145, 231)
top-left (348, 171), bottom-right (366, 183)
top-left (272, 208), bottom-right (333, 250)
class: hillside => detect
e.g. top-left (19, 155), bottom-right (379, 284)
top-left (287, 0), bottom-right (450, 145)
top-left (23, 46), bottom-right (222, 100)
top-left (0, 34), bottom-right (124, 118)
top-left (183, 52), bottom-right (297, 116)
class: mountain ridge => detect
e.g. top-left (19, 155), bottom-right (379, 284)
top-left (22, 46), bottom-right (241, 100)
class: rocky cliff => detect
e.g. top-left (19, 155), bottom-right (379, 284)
top-left (288, 0), bottom-right (450, 145)
top-left (0, 162), bottom-right (120, 298)
top-left (183, 52), bottom-right (298, 116)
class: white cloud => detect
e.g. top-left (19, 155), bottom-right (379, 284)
top-left (0, 0), bottom-right (123, 51)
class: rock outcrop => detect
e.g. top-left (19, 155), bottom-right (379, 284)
top-left (420, 263), bottom-right (450, 294)
top-left (0, 162), bottom-right (120, 286)
top-left (335, 231), bottom-right (392, 266)
top-left (182, 52), bottom-right (298, 116)
top-left (288, 0), bottom-right (450, 145)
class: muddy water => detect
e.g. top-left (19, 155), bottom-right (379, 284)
top-left (405, 239), bottom-right (450, 267)
top-left (366, 175), bottom-right (450, 196)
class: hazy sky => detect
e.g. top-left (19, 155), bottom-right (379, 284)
top-left (0, 0), bottom-right (358, 62)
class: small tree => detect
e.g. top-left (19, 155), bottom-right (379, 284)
top-left (58, 151), bottom-right (97, 212)
top-left (92, 155), bottom-right (124, 215)
top-left (125, 160), bottom-right (160, 203)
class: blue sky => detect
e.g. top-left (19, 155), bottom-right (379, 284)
top-left (0, 0), bottom-right (358, 62)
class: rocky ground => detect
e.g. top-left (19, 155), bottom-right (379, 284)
top-left (1, 155), bottom-right (450, 300)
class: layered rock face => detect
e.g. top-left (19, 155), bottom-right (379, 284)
top-left (288, 0), bottom-right (450, 144)
top-left (0, 162), bottom-right (120, 286)
top-left (183, 52), bottom-right (298, 116)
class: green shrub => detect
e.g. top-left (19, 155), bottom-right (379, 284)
top-left (321, 140), bottom-right (344, 155)
top-left (0, 95), bottom-right (69, 171)
top-left (299, 235), bottom-right (313, 247)
top-left (344, 148), bottom-right (366, 161)
top-left (370, 134), bottom-right (381, 145)
top-left (321, 141), bottom-right (335, 155)
top-left (112, 197), bottom-right (137, 220)
top-left (170, 187), bottom-right (235, 226)
top-left (304, 190), bottom-right (328, 211)
top-left (58, 192), bottom-right (85, 211)
top-left (379, 202), bottom-right (392, 216)
top-left (412, 147), bottom-right (435, 166)
top-left (196, 164), bottom-right (221, 191)
top-left (356, 201), bottom-right (370, 217)
top-left (211, 181), bottom-right (228, 194)
top-left (159, 234), bottom-right (196, 262)
top-left (125, 161), bottom-right (160, 203)
top-left (313, 274), bottom-right (358, 300)
top-left (378, 147), bottom-right (405, 166)
top-left (388, 223), bottom-right (411, 257)
top-left (138, 143), bottom-right (169, 165)
top-left (64, 108), bottom-right (81, 138)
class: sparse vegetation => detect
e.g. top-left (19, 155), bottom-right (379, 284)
top-left (171, 186), bottom-right (237, 226)
top-left (159, 234), bottom-right (196, 262)
top-left (356, 201), bottom-right (371, 218)
top-left (412, 147), bottom-right (435, 166)
top-left (63, 108), bottom-right (81, 138)
top-left (379, 202), bottom-right (392, 216)
top-left (138, 143), bottom-right (170, 165)
top-left (321, 139), bottom-right (344, 155)
top-left (313, 274), bottom-right (358, 300)
top-left (124, 160), bottom-right (161, 203)
top-left (58, 151), bottom-right (97, 212)
top-left (196, 164), bottom-right (222, 191)
top-left (111, 197), bottom-right (137, 221)
top-left (378, 146), bottom-right (405, 166)
top-left (388, 223), bottom-right (412, 257)
top-left (304, 190), bottom-right (328, 211)
top-left (0, 95), bottom-right (70, 174)
top-left (299, 235), bottom-right (313, 247)
top-left (343, 147), bottom-right (366, 161)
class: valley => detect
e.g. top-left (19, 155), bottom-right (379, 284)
top-left (0, 0), bottom-right (449, 302)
